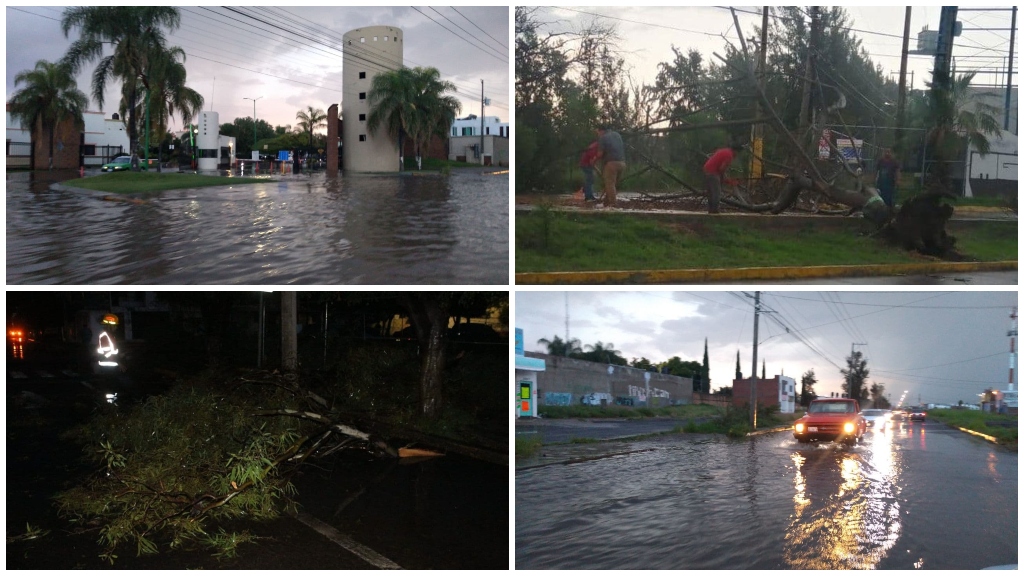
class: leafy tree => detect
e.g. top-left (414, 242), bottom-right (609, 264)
top-left (536, 335), bottom-right (582, 357)
top-left (60, 7), bottom-right (184, 159)
top-left (8, 60), bottom-right (88, 169)
top-left (227, 117), bottom-right (276, 158)
top-left (799, 369), bottom-right (817, 408)
top-left (295, 106), bottom-right (327, 150)
top-left (662, 356), bottom-right (702, 379)
top-left (630, 357), bottom-right (655, 370)
top-left (841, 350), bottom-right (869, 403)
top-left (367, 67), bottom-right (416, 170)
top-left (579, 341), bottom-right (627, 366)
top-left (735, 350), bottom-right (742, 380)
top-left (713, 386), bottom-right (733, 397)
top-left (869, 382), bottom-right (891, 409)
top-left (761, 359), bottom-right (766, 380)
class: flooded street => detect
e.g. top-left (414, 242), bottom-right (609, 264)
top-left (6, 169), bottom-right (508, 284)
top-left (515, 422), bottom-right (1017, 569)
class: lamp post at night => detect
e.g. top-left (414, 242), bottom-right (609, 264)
top-left (243, 96), bottom-right (263, 159)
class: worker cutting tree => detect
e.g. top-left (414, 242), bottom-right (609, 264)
top-left (702, 142), bottom-right (745, 214)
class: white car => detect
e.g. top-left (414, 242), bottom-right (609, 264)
top-left (861, 409), bottom-right (890, 431)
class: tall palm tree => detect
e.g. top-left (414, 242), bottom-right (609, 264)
top-left (409, 67), bottom-right (460, 170)
top-left (60, 7), bottom-right (182, 161)
top-left (295, 106), bottom-right (327, 150)
top-left (8, 60), bottom-right (89, 170)
top-left (367, 67), bottom-right (417, 170)
top-left (925, 71), bottom-right (1002, 188)
top-left (122, 45), bottom-right (203, 148)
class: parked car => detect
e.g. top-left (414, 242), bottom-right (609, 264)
top-left (101, 155), bottom-right (133, 172)
top-left (909, 407), bottom-right (927, 421)
top-left (861, 408), bottom-right (890, 431)
top-left (793, 398), bottom-right (867, 444)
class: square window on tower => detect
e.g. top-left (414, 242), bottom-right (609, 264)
top-left (359, 134), bottom-right (366, 142)
top-left (359, 92), bottom-right (366, 100)
top-left (359, 113), bottom-right (366, 121)
top-left (359, 71), bottom-right (366, 79)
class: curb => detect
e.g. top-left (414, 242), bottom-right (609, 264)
top-left (516, 260), bottom-right (1017, 284)
top-left (747, 425), bottom-right (793, 437)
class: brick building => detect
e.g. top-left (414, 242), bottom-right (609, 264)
top-left (731, 375), bottom-right (797, 413)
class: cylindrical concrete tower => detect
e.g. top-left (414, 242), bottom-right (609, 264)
top-left (197, 110), bottom-right (220, 171)
top-left (343, 25), bottom-right (403, 172)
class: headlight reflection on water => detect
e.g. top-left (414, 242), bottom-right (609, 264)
top-left (784, 432), bottom-right (902, 569)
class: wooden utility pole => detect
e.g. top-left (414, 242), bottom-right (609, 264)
top-left (749, 291), bottom-right (761, 429)
top-left (281, 291), bottom-right (297, 373)
top-left (750, 6), bottom-right (769, 180)
top-left (797, 6), bottom-right (818, 146)
top-left (895, 7), bottom-right (912, 157)
top-left (1005, 6), bottom-right (1017, 131)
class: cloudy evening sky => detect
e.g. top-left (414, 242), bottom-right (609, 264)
top-left (516, 291), bottom-right (1019, 407)
top-left (7, 6), bottom-right (509, 134)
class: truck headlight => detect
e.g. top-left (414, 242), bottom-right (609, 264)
top-left (844, 422), bottom-right (855, 434)
top-left (795, 423), bottom-right (805, 433)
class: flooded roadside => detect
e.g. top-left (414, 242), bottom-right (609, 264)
top-left (6, 169), bottom-right (508, 284)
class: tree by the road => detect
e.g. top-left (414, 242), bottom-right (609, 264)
top-left (841, 350), bottom-right (869, 403)
top-left (537, 335), bottom-right (583, 357)
top-left (700, 338), bottom-right (711, 394)
top-left (124, 44), bottom-right (204, 147)
top-left (60, 7), bottom-right (186, 160)
top-left (8, 60), bottom-right (88, 170)
top-left (735, 350), bottom-right (742, 380)
top-left (800, 369), bottom-right (818, 408)
top-left (294, 106), bottom-right (327, 150)
top-left (925, 71), bottom-right (1002, 189)
top-left (580, 341), bottom-right (627, 366)
top-left (869, 382), bottom-right (890, 409)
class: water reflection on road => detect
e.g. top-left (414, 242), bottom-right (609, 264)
top-left (6, 170), bottom-right (508, 284)
top-left (515, 422), bottom-right (1017, 569)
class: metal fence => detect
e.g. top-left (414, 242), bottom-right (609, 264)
top-left (6, 140), bottom-right (31, 168)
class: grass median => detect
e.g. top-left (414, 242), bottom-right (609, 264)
top-left (63, 172), bottom-right (270, 194)
top-left (927, 408), bottom-right (1017, 451)
top-left (516, 210), bottom-right (1017, 273)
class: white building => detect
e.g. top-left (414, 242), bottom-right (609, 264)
top-left (450, 114), bottom-right (508, 138)
top-left (343, 25), bottom-right (403, 172)
top-left (964, 129), bottom-right (1017, 198)
top-left (82, 111), bottom-right (130, 167)
top-left (6, 104), bottom-right (33, 167)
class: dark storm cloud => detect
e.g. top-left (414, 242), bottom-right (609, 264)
top-left (517, 291), bottom-right (1018, 405)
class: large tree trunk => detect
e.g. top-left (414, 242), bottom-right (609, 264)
top-left (403, 293), bottom-right (451, 419)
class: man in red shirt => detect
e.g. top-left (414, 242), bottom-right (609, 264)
top-left (702, 143), bottom-right (744, 214)
top-left (579, 140), bottom-right (599, 201)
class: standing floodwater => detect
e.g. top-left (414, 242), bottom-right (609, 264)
top-left (6, 169), bottom-right (508, 284)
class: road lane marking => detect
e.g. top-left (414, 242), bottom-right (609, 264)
top-left (38, 371), bottom-right (54, 378)
top-left (287, 509), bottom-right (402, 569)
top-left (9, 372), bottom-right (27, 379)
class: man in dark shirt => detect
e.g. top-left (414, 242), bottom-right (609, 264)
top-left (596, 125), bottom-right (626, 207)
top-left (875, 148), bottom-right (900, 208)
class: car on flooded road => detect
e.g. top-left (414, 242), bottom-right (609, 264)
top-left (793, 398), bottom-right (866, 444)
top-left (101, 155), bottom-right (133, 172)
top-left (909, 407), bottom-right (927, 421)
top-left (861, 408), bottom-right (890, 431)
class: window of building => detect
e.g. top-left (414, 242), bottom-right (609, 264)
top-left (359, 134), bottom-right (366, 142)
top-left (373, 36), bottom-right (378, 41)
top-left (383, 36), bottom-right (388, 41)
top-left (485, 127), bottom-right (490, 135)
top-left (82, 144), bottom-right (96, 156)
top-left (359, 71), bottom-right (366, 79)
top-left (359, 92), bottom-right (366, 100)
top-left (359, 113), bottom-right (366, 121)
top-left (461, 127), bottom-right (473, 136)
top-left (452, 127), bottom-right (457, 137)
top-left (360, 37), bottom-right (365, 43)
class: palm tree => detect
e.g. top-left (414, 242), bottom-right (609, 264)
top-left (122, 45), bottom-right (203, 150)
top-left (408, 67), bottom-right (460, 170)
top-left (8, 60), bottom-right (89, 170)
top-left (295, 106), bottom-right (327, 150)
top-left (584, 341), bottom-right (622, 364)
top-left (536, 335), bottom-right (582, 357)
top-left (369, 66), bottom-right (461, 170)
top-left (367, 67), bottom-right (417, 170)
top-left (60, 7), bottom-right (183, 161)
top-left (925, 71), bottom-right (1002, 188)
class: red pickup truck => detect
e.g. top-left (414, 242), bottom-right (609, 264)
top-left (793, 398), bottom-right (866, 445)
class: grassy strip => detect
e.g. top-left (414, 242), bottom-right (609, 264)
top-left (62, 172), bottom-right (269, 194)
top-left (515, 435), bottom-right (543, 459)
top-left (927, 409), bottom-right (1017, 451)
top-left (537, 403), bottom-right (721, 420)
top-left (516, 211), bottom-right (1017, 272)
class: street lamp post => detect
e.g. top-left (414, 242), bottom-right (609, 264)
top-left (243, 96), bottom-right (263, 159)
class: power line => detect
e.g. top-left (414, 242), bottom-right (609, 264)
top-left (410, 6), bottom-right (507, 64)
top-left (451, 6), bottom-right (508, 50)
top-left (428, 6), bottom-right (507, 58)
top-left (552, 6), bottom-right (725, 38)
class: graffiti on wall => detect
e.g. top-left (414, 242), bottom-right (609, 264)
top-left (544, 392), bottom-right (573, 406)
top-left (581, 392), bottom-right (613, 406)
top-left (628, 385), bottom-right (671, 403)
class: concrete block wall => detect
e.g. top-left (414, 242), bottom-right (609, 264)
top-left (525, 352), bottom-right (692, 407)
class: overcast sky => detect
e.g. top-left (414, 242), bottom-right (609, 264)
top-left (7, 6), bottom-right (509, 133)
top-left (516, 291), bottom-right (1019, 406)
top-left (534, 6), bottom-right (1015, 102)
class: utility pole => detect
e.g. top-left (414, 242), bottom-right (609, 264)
top-left (797, 6), bottom-right (818, 145)
top-left (243, 96), bottom-right (263, 160)
top-left (480, 79), bottom-right (485, 166)
top-left (564, 292), bottom-right (570, 357)
top-left (749, 291), bottom-right (761, 429)
top-left (750, 6), bottom-right (769, 181)
top-left (1005, 6), bottom-right (1017, 131)
top-left (281, 291), bottom-right (297, 373)
top-left (895, 7), bottom-right (912, 156)
top-left (934, 7), bottom-right (959, 91)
